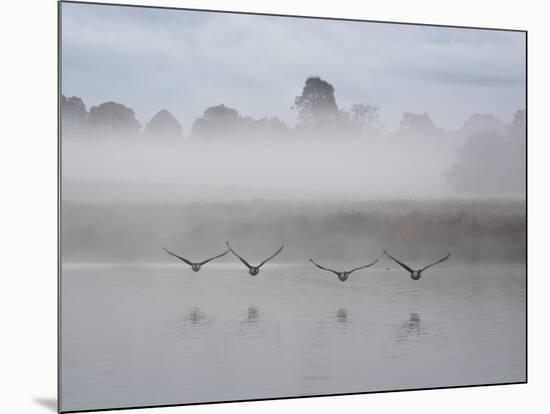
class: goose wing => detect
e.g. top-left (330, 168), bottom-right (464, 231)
top-left (226, 242), bottom-right (252, 269)
top-left (348, 258), bottom-right (379, 274)
top-left (198, 249), bottom-right (230, 265)
top-left (309, 259), bottom-right (340, 276)
top-left (383, 250), bottom-right (414, 273)
top-left (258, 244), bottom-right (284, 268)
top-left (163, 247), bottom-right (193, 265)
top-left (420, 253), bottom-right (451, 272)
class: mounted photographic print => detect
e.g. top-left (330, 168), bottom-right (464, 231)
top-left (59, 1), bottom-right (527, 412)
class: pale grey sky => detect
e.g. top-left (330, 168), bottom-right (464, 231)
top-left (61, 2), bottom-right (526, 132)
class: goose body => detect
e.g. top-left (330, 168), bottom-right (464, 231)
top-left (162, 247), bottom-right (229, 272)
top-left (383, 249), bottom-right (450, 280)
top-left (226, 242), bottom-right (284, 276)
top-left (309, 258), bottom-right (379, 282)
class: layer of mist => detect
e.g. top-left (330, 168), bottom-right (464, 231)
top-left (62, 139), bottom-right (461, 202)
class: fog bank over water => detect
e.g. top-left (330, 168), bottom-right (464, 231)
top-left (62, 137), bottom-right (524, 203)
top-left (63, 141), bottom-right (456, 202)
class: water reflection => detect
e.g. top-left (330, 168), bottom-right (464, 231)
top-left (405, 313), bottom-right (421, 335)
top-left (225, 305), bottom-right (282, 359)
top-left (314, 308), bottom-right (352, 333)
top-left (242, 306), bottom-right (260, 325)
top-left (237, 306), bottom-right (265, 340)
top-left (335, 308), bottom-right (350, 325)
top-left (183, 307), bottom-right (207, 326)
top-left (395, 312), bottom-right (425, 345)
top-left (172, 307), bottom-right (209, 339)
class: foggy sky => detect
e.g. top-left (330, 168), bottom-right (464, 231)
top-left (61, 2), bottom-right (526, 132)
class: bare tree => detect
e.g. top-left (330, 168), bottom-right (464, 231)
top-left (349, 103), bottom-right (383, 138)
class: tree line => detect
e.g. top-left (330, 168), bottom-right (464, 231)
top-left (61, 75), bottom-right (526, 195)
top-left (61, 96), bottom-right (183, 140)
top-left (61, 76), bottom-right (385, 141)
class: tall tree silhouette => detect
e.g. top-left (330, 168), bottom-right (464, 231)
top-left (293, 76), bottom-right (339, 129)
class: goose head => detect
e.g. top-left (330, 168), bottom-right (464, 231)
top-left (191, 264), bottom-right (201, 272)
top-left (249, 267), bottom-right (260, 276)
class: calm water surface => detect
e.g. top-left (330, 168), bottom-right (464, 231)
top-left (61, 263), bottom-right (526, 411)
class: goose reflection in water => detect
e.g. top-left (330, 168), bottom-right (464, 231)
top-left (182, 307), bottom-right (208, 327)
top-left (405, 313), bottom-right (421, 334)
top-left (236, 306), bottom-right (276, 343)
top-left (173, 307), bottom-right (209, 340)
top-left (395, 312), bottom-right (425, 345)
top-left (335, 308), bottom-right (350, 325)
top-left (315, 308), bottom-right (352, 332)
top-left (242, 306), bottom-right (260, 325)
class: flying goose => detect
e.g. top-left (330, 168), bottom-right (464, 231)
top-left (226, 241), bottom-right (284, 276)
top-left (309, 258), bottom-right (379, 282)
top-left (162, 247), bottom-right (229, 272)
top-left (383, 249), bottom-right (451, 280)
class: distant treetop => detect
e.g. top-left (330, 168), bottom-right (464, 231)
top-left (459, 113), bottom-right (507, 137)
top-left (191, 104), bottom-right (289, 140)
top-left (143, 109), bottom-right (183, 140)
top-left (399, 112), bottom-right (438, 133)
top-left (87, 101), bottom-right (142, 139)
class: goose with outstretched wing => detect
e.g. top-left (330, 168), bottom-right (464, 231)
top-left (383, 249), bottom-right (451, 280)
top-left (309, 258), bottom-right (379, 282)
top-left (163, 247), bottom-right (229, 272)
top-left (226, 241), bottom-right (284, 276)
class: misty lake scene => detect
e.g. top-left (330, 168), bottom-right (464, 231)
top-left (60, 2), bottom-right (526, 412)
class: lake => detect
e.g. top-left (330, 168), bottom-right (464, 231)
top-left (60, 262), bottom-right (526, 412)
